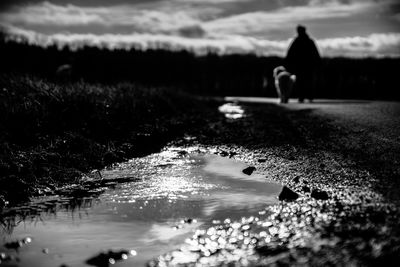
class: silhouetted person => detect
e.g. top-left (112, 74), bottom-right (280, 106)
top-left (286, 25), bottom-right (321, 102)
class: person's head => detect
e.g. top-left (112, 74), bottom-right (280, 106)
top-left (296, 25), bottom-right (307, 36)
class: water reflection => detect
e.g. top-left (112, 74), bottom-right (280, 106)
top-left (1, 197), bottom-right (97, 235)
top-left (0, 147), bottom-right (281, 267)
top-left (218, 102), bottom-right (245, 119)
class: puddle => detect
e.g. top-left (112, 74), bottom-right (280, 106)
top-left (218, 102), bottom-right (245, 119)
top-left (0, 148), bottom-right (281, 267)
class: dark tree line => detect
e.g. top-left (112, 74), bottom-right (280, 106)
top-left (1, 34), bottom-right (399, 100)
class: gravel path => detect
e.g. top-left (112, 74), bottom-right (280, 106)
top-left (151, 98), bottom-right (400, 266)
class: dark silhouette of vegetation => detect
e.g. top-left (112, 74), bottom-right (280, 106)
top-left (1, 34), bottom-right (399, 100)
top-left (0, 75), bottom-right (218, 205)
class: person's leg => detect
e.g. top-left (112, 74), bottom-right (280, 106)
top-left (302, 72), bottom-right (313, 102)
top-left (308, 73), bottom-right (315, 102)
top-left (309, 71), bottom-right (318, 102)
top-left (296, 74), bottom-right (305, 103)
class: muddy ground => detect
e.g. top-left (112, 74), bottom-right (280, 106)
top-left (1, 82), bottom-right (400, 266)
top-left (0, 76), bottom-right (219, 205)
top-left (149, 99), bottom-right (400, 266)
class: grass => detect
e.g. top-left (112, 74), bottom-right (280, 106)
top-left (0, 74), bottom-right (217, 205)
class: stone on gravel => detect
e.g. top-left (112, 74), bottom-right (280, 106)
top-left (219, 151), bottom-right (229, 157)
top-left (4, 237), bottom-right (32, 251)
top-left (229, 151), bottom-right (237, 158)
top-left (177, 150), bottom-right (188, 156)
top-left (255, 244), bottom-right (288, 256)
top-left (302, 186), bottom-right (311, 193)
top-left (184, 218), bottom-right (194, 224)
top-left (292, 176), bottom-right (300, 183)
top-left (311, 189), bottom-right (329, 200)
top-left (86, 249), bottom-right (136, 267)
top-left (221, 151), bottom-right (237, 158)
top-left (278, 186), bottom-right (299, 201)
top-left (242, 166), bottom-right (256, 175)
top-left (0, 252), bottom-right (14, 264)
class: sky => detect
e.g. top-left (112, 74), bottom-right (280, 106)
top-left (0, 0), bottom-right (399, 57)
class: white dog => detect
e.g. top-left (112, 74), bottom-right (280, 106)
top-left (273, 66), bottom-right (296, 103)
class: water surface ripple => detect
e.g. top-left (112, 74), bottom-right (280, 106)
top-left (0, 147), bottom-right (281, 267)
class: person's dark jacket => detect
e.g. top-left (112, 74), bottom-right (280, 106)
top-left (286, 34), bottom-right (321, 75)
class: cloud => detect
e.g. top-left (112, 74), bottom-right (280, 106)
top-left (0, 0), bottom-right (398, 57)
top-left (319, 33), bottom-right (400, 57)
top-left (1, 0), bottom-right (388, 42)
top-left (0, 1), bottom-right (217, 34)
top-left (177, 25), bottom-right (206, 38)
top-left (172, 0), bottom-right (252, 2)
top-left (0, 0), bottom-right (385, 35)
top-left (2, 24), bottom-right (399, 57)
top-left (1, 2), bottom-right (105, 26)
top-left (203, 1), bottom-right (375, 35)
top-left (0, 24), bottom-right (288, 55)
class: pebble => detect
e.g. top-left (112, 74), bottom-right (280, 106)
top-left (86, 249), bottom-right (136, 267)
top-left (4, 237), bottom-right (32, 250)
top-left (278, 186), bottom-right (299, 201)
top-left (292, 176), bottom-right (300, 183)
top-left (302, 186), bottom-right (311, 193)
top-left (311, 189), bottom-right (329, 200)
top-left (242, 166), bottom-right (256, 175)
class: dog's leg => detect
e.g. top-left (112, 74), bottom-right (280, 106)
top-left (280, 93), bottom-right (286, 104)
top-left (281, 87), bottom-right (287, 104)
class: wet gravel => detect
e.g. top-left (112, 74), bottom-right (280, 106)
top-left (1, 100), bottom-right (399, 266)
top-left (149, 102), bottom-right (400, 266)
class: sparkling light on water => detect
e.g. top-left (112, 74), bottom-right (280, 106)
top-left (218, 103), bottom-right (245, 119)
